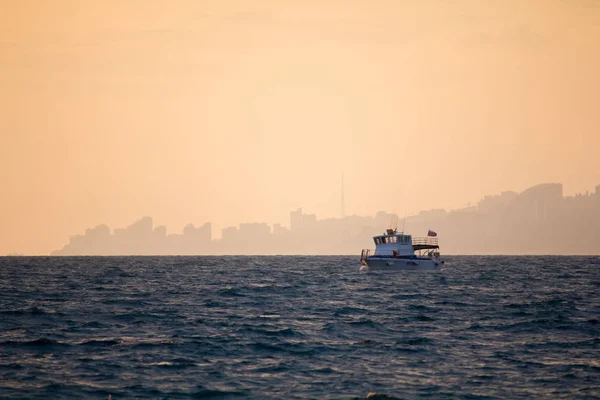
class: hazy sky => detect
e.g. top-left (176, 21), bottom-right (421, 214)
top-left (2, 0), bottom-right (599, 254)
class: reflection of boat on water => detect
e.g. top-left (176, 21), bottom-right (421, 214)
top-left (360, 228), bottom-right (444, 271)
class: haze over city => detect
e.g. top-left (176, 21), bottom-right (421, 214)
top-left (50, 182), bottom-right (600, 255)
top-left (2, 0), bottom-right (599, 255)
top-left (2, 3), bottom-right (600, 399)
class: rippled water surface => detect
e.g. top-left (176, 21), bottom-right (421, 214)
top-left (1, 256), bottom-right (599, 399)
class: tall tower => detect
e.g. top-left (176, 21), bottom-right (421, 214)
top-left (341, 173), bottom-right (346, 219)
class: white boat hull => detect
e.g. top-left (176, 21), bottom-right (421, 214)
top-left (363, 257), bottom-right (443, 271)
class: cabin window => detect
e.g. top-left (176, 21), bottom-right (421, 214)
top-left (375, 238), bottom-right (381, 245)
top-left (389, 236), bottom-right (397, 243)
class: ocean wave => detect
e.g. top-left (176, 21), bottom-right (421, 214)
top-left (1, 255), bottom-right (599, 399)
top-left (1, 338), bottom-right (71, 348)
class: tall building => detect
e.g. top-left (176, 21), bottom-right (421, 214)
top-left (290, 208), bottom-right (317, 232)
top-left (341, 173), bottom-right (346, 219)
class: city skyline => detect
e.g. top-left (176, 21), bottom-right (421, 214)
top-left (49, 181), bottom-right (600, 256)
top-left (2, 3), bottom-right (599, 399)
top-left (2, 1), bottom-right (600, 255)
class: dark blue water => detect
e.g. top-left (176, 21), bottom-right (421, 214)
top-left (1, 256), bottom-right (599, 399)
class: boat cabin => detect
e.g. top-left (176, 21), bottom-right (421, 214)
top-left (371, 228), bottom-right (440, 258)
top-left (373, 229), bottom-right (414, 257)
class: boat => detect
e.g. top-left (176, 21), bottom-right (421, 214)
top-left (360, 228), bottom-right (444, 270)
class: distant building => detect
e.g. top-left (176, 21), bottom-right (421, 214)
top-left (222, 226), bottom-right (238, 242)
top-left (290, 208), bottom-right (317, 232)
top-left (512, 183), bottom-right (563, 222)
top-left (154, 225), bottom-right (167, 238)
top-left (183, 222), bottom-right (211, 243)
top-left (127, 216), bottom-right (153, 235)
top-left (477, 192), bottom-right (518, 212)
top-left (273, 223), bottom-right (288, 235)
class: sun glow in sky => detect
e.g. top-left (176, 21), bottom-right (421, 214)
top-left (2, 0), bottom-right (599, 254)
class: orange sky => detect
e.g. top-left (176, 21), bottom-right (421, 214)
top-left (2, 0), bottom-right (599, 254)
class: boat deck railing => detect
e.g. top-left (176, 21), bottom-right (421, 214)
top-left (412, 237), bottom-right (438, 246)
top-left (412, 237), bottom-right (439, 251)
top-left (360, 249), bottom-right (372, 262)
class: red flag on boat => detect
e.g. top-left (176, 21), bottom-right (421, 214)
top-left (427, 230), bottom-right (437, 237)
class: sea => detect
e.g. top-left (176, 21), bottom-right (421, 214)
top-left (1, 256), bottom-right (599, 399)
